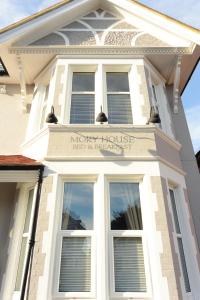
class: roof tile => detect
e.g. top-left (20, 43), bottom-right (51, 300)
top-left (0, 155), bottom-right (42, 166)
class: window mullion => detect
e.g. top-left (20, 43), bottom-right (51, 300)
top-left (61, 63), bottom-right (70, 124)
top-left (95, 64), bottom-right (104, 123)
top-left (66, 66), bottom-right (73, 124)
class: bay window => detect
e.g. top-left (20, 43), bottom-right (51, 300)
top-left (54, 177), bottom-right (149, 299)
top-left (29, 60), bottom-right (171, 137)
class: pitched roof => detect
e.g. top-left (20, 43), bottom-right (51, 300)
top-left (0, 0), bottom-right (199, 36)
top-left (0, 155), bottom-right (42, 167)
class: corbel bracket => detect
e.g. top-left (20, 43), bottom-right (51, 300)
top-left (173, 55), bottom-right (182, 114)
top-left (16, 55), bottom-right (27, 113)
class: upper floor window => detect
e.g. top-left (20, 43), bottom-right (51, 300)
top-left (69, 68), bottom-right (134, 125)
top-left (106, 73), bottom-right (133, 124)
top-left (70, 73), bottom-right (95, 124)
top-left (29, 60), bottom-right (171, 136)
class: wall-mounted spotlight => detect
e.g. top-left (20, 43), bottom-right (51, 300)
top-left (46, 106), bottom-right (58, 124)
top-left (96, 106), bottom-right (108, 124)
top-left (147, 106), bottom-right (161, 124)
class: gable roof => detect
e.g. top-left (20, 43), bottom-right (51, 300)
top-left (0, 0), bottom-right (199, 37)
top-left (0, 0), bottom-right (199, 93)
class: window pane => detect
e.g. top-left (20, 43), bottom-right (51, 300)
top-left (70, 94), bottom-right (95, 124)
top-left (114, 237), bottom-right (146, 292)
top-left (107, 94), bottom-right (133, 124)
top-left (177, 237), bottom-right (191, 293)
top-left (110, 183), bottom-right (142, 230)
top-left (23, 189), bottom-right (34, 233)
top-left (169, 189), bottom-right (181, 234)
top-left (59, 237), bottom-right (91, 292)
top-left (107, 73), bottom-right (129, 92)
top-left (72, 73), bottom-right (94, 92)
top-left (15, 237), bottom-right (27, 291)
top-left (62, 183), bottom-right (93, 230)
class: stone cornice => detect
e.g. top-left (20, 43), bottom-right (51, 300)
top-left (9, 46), bottom-right (193, 56)
top-left (22, 124), bottom-right (182, 152)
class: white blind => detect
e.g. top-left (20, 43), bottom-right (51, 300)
top-left (107, 94), bottom-right (133, 124)
top-left (70, 94), bottom-right (95, 124)
top-left (114, 237), bottom-right (146, 292)
top-left (59, 237), bottom-right (91, 292)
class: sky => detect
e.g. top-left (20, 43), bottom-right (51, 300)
top-left (0, 0), bottom-right (199, 151)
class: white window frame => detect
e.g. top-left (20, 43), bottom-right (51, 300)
top-left (146, 64), bottom-right (174, 138)
top-left (53, 177), bottom-right (97, 299)
top-left (63, 63), bottom-right (134, 125)
top-left (167, 185), bottom-right (192, 298)
top-left (106, 177), bottom-right (152, 299)
top-left (105, 68), bottom-right (133, 125)
top-left (31, 58), bottom-right (173, 134)
top-left (64, 65), bottom-right (97, 125)
top-left (52, 175), bottom-right (152, 300)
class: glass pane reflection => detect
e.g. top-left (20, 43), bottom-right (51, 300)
top-left (62, 183), bottom-right (93, 230)
top-left (110, 183), bottom-right (143, 230)
top-left (106, 73), bottom-right (129, 92)
top-left (72, 73), bottom-right (94, 92)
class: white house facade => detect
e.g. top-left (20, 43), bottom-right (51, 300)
top-left (0, 1), bottom-right (200, 300)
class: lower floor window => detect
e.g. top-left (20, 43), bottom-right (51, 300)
top-left (55, 179), bottom-right (148, 297)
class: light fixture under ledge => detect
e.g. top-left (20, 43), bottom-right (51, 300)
top-left (46, 106), bottom-right (58, 124)
top-left (147, 106), bottom-right (161, 124)
top-left (96, 106), bottom-right (108, 124)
